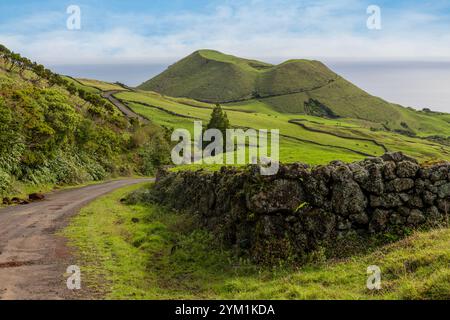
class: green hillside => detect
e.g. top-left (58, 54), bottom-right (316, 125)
top-left (113, 89), bottom-right (450, 165)
top-left (137, 50), bottom-right (449, 134)
top-left (138, 50), bottom-right (263, 102)
top-left (0, 45), bottom-right (170, 198)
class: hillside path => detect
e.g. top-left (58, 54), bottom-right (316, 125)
top-left (0, 178), bottom-right (153, 300)
top-left (101, 90), bottom-right (149, 123)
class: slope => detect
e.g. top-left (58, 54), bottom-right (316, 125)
top-left (138, 50), bottom-right (450, 135)
top-left (0, 45), bottom-right (170, 199)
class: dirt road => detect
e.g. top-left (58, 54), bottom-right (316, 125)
top-left (101, 90), bottom-right (149, 123)
top-left (0, 179), bottom-right (153, 300)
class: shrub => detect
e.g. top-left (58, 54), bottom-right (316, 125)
top-left (0, 168), bottom-right (12, 196)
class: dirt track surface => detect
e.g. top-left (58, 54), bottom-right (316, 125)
top-left (0, 179), bottom-right (153, 300)
top-left (101, 90), bottom-right (149, 123)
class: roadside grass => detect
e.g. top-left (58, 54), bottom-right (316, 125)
top-left (63, 184), bottom-right (450, 300)
top-left (0, 176), bottom-right (140, 209)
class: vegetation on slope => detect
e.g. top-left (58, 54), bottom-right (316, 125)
top-left (0, 45), bottom-right (171, 198)
top-left (63, 184), bottom-right (450, 300)
top-left (114, 90), bottom-right (450, 164)
top-left (138, 50), bottom-right (450, 135)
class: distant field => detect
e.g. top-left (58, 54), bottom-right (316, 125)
top-left (137, 50), bottom-right (450, 136)
top-left (61, 76), bottom-right (100, 94)
top-left (114, 90), bottom-right (450, 165)
top-left (76, 78), bottom-right (127, 92)
top-left (72, 75), bottom-right (450, 165)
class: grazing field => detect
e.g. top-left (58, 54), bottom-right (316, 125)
top-left (110, 90), bottom-right (450, 165)
top-left (75, 78), bottom-right (127, 92)
top-left (137, 50), bottom-right (450, 137)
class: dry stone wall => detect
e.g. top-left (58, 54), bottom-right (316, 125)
top-left (147, 153), bottom-right (450, 261)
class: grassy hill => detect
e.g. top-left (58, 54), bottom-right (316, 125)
top-left (113, 89), bottom-right (450, 165)
top-left (137, 50), bottom-right (450, 135)
top-left (138, 50), bottom-right (263, 102)
top-left (0, 45), bottom-right (170, 199)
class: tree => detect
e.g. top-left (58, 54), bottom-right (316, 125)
top-left (206, 104), bottom-right (230, 135)
top-left (67, 83), bottom-right (77, 95)
top-left (203, 104), bottom-right (230, 154)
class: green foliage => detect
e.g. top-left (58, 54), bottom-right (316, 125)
top-left (0, 44), bottom-right (172, 195)
top-left (136, 127), bottom-right (172, 175)
top-left (202, 104), bottom-right (231, 154)
top-left (206, 104), bottom-right (230, 134)
top-left (0, 168), bottom-right (12, 196)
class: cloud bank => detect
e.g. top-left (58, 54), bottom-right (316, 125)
top-left (1, 0), bottom-right (450, 64)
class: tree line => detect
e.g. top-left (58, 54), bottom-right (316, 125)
top-left (0, 44), bottom-right (111, 113)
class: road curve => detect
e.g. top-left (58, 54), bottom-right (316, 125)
top-left (0, 178), bottom-right (153, 300)
top-left (101, 90), bottom-right (149, 123)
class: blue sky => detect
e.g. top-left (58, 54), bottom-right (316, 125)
top-left (1, 0), bottom-right (450, 64)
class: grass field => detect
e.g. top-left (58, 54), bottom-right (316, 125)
top-left (69, 72), bottom-right (450, 169)
top-left (111, 90), bottom-right (450, 164)
top-left (136, 50), bottom-right (450, 136)
top-left (76, 78), bottom-right (127, 92)
top-left (63, 184), bottom-right (450, 300)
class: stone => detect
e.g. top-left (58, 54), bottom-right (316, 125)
top-left (397, 206), bottom-right (411, 217)
top-left (407, 209), bottom-right (425, 225)
top-left (408, 195), bottom-right (424, 208)
top-left (332, 180), bottom-right (367, 216)
top-left (331, 165), bottom-right (353, 182)
top-left (246, 179), bottom-right (304, 214)
top-left (29, 193), bottom-right (45, 201)
top-left (363, 163), bottom-right (385, 195)
top-left (370, 193), bottom-right (402, 208)
top-left (436, 199), bottom-right (449, 213)
top-left (437, 182), bottom-right (450, 199)
top-left (423, 190), bottom-right (437, 205)
top-left (383, 161), bottom-right (397, 180)
top-left (349, 212), bottom-right (369, 225)
top-left (390, 213), bottom-right (406, 225)
top-left (382, 152), bottom-right (417, 163)
top-left (397, 161), bottom-right (420, 178)
top-left (415, 178), bottom-right (426, 192)
top-left (149, 154), bottom-right (450, 260)
top-left (399, 193), bottom-right (410, 203)
top-left (370, 209), bottom-right (390, 232)
top-left (337, 219), bottom-right (352, 230)
top-left (419, 167), bottom-right (433, 179)
top-left (425, 206), bottom-right (440, 218)
top-left (430, 165), bottom-right (449, 182)
top-left (385, 178), bottom-right (415, 192)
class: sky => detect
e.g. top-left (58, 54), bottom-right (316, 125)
top-left (1, 0), bottom-right (450, 111)
top-left (2, 0), bottom-right (450, 64)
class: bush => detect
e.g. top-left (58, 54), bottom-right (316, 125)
top-left (136, 127), bottom-right (171, 175)
top-left (0, 168), bottom-right (12, 196)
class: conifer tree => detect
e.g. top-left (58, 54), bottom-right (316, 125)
top-left (203, 104), bottom-right (230, 154)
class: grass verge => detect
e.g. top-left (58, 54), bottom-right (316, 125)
top-left (63, 184), bottom-right (450, 300)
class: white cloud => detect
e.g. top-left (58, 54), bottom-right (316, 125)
top-left (1, 0), bottom-right (450, 64)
